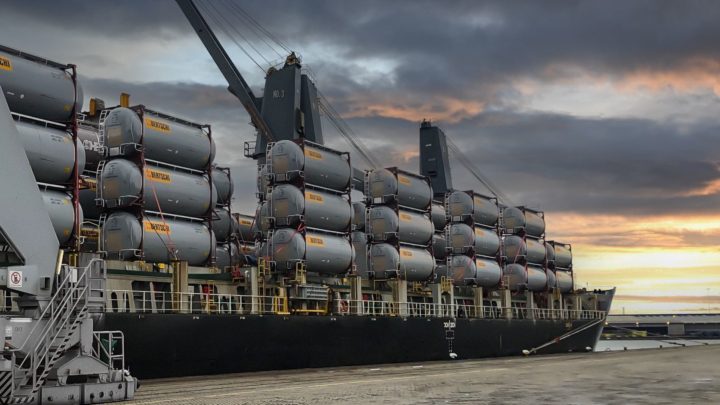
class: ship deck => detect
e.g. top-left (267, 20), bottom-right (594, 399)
top-left (126, 345), bottom-right (719, 404)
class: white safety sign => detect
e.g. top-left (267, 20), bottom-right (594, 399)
top-left (8, 270), bottom-right (22, 288)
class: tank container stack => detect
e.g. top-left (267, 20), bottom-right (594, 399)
top-left (429, 202), bottom-right (448, 274)
top-left (437, 191), bottom-right (502, 287)
top-left (0, 45), bottom-right (84, 250)
top-left (234, 212), bottom-right (257, 260)
top-left (77, 100), bottom-right (108, 253)
top-left (260, 139), bottom-right (354, 276)
top-left (350, 199), bottom-right (369, 277)
top-left (212, 166), bottom-right (243, 270)
top-left (365, 168), bottom-right (435, 281)
top-left (545, 241), bottom-right (574, 293)
top-left (96, 106), bottom-right (217, 266)
top-left (501, 207), bottom-right (549, 292)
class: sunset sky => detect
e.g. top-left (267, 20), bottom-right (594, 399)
top-left (2, 0), bottom-right (719, 313)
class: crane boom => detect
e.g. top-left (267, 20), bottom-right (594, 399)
top-left (175, 0), bottom-right (274, 143)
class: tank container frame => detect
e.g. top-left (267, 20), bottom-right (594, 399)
top-left (443, 190), bottom-right (503, 288)
top-left (364, 167), bottom-right (435, 282)
top-left (2, 45), bottom-right (83, 252)
top-left (95, 105), bottom-right (217, 266)
top-left (545, 240), bottom-right (574, 292)
top-left (499, 205), bottom-right (553, 292)
top-left (212, 165), bottom-right (239, 272)
top-left (262, 139), bottom-right (354, 276)
top-left (431, 199), bottom-right (447, 265)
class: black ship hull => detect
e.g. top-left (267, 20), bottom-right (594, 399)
top-left (94, 313), bottom-right (605, 379)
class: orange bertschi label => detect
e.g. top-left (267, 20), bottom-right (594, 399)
top-left (400, 249), bottom-right (413, 257)
top-left (304, 148), bottom-right (323, 160)
top-left (305, 191), bottom-right (324, 204)
top-left (399, 212), bottom-right (412, 221)
top-left (0, 56), bottom-right (12, 71)
top-left (307, 236), bottom-right (325, 247)
top-left (398, 175), bottom-right (412, 186)
top-left (144, 221), bottom-right (170, 235)
top-left (144, 117), bottom-right (171, 133)
top-left (144, 168), bottom-right (171, 184)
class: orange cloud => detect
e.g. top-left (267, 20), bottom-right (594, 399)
top-left (616, 57), bottom-right (720, 95)
top-left (343, 94), bottom-right (484, 123)
top-left (393, 149), bottom-right (419, 163)
top-left (684, 178), bottom-right (720, 197)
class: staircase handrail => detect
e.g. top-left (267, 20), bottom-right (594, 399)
top-left (11, 259), bottom-right (99, 391)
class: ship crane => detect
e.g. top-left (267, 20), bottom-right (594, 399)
top-left (175, 0), bottom-right (275, 156)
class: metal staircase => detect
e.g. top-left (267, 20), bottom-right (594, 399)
top-left (0, 259), bottom-right (134, 404)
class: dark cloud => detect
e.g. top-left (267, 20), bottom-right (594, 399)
top-left (3, 0), bottom-right (719, 219)
top-left (1, 0), bottom-right (189, 39)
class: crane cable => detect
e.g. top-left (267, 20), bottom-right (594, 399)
top-left (200, 2), bottom-right (268, 72)
top-left (197, 1), bottom-right (381, 170)
top-left (206, 1), bottom-right (274, 67)
top-left (223, 0), bottom-right (290, 59)
top-left (444, 134), bottom-right (514, 206)
top-left (317, 90), bottom-right (380, 169)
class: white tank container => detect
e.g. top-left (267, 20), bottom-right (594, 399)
top-left (447, 191), bottom-right (499, 227)
top-left (367, 168), bottom-right (432, 210)
top-left (236, 213), bottom-right (256, 243)
top-left (447, 223), bottom-right (474, 253)
top-left (527, 266), bottom-right (548, 291)
top-left (474, 227), bottom-right (500, 257)
top-left (270, 229), bottom-right (353, 275)
top-left (102, 107), bottom-right (215, 170)
top-left (40, 189), bottom-right (82, 245)
top-left (0, 49), bottom-right (83, 122)
top-left (98, 159), bottom-right (217, 218)
top-left (212, 167), bottom-right (233, 205)
top-left (351, 231), bottom-right (368, 276)
top-left (445, 255), bottom-right (476, 285)
top-left (472, 194), bottom-right (499, 227)
top-left (475, 258), bottom-right (502, 288)
top-left (101, 211), bottom-right (214, 265)
top-left (432, 233), bottom-right (447, 260)
top-left (352, 201), bottom-right (366, 231)
top-left (367, 206), bottom-right (433, 245)
top-left (549, 242), bottom-right (572, 269)
top-left (502, 207), bottom-right (545, 237)
top-left (215, 243), bottom-right (243, 268)
top-left (503, 263), bottom-right (527, 292)
top-left (15, 120), bottom-right (86, 184)
top-left (368, 243), bottom-right (399, 279)
top-left (546, 268), bottom-right (557, 290)
top-left (255, 201), bottom-right (270, 234)
top-left (398, 247), bottom-right (434, 281)
top-left (503, 264), bottom-right (546, 292)
top-left (555, 270), bottom-right (573, 293)
top-left (503, 235), bottom-right (545, 264)
top-left (431, 203), bottom-right (447, 230)
top-left (268, 140), bottom-right (351, 191)
top-left (212, 208), bottom-right (237, 242)
top-left (78, 126), bottom-right (103, 168)
top-left (267, 184), bottom-right (351, 232)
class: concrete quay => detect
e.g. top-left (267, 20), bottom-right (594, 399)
top-left (127, 345), bottom-right (719, 404)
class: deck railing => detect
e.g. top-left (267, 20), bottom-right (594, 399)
top-left (105, 289), bottom-right (606, 321)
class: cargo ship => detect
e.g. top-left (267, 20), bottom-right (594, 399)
top-left (0, 0), bottom-right (614, 396)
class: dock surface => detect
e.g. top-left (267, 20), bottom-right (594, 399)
top-left (127, 345), bottom-right (719, 404)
